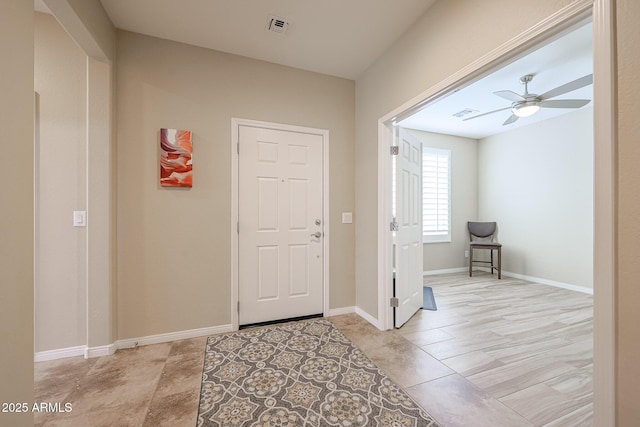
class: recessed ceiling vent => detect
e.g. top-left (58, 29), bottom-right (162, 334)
top-left (452, 109), bottom-right (478, 118)
top-left (266, 15), bottom-right (290, 35)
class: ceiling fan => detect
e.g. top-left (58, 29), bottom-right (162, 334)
top-left (463, 73), bottom-right (593, 125)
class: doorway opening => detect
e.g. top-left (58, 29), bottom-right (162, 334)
top-left (377, 2), bottom-right (615, 425)
top-left (390, 20), bottom-right (595, 327)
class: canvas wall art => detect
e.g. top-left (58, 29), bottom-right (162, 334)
top-left (160, 128), bottom-right (192, 187)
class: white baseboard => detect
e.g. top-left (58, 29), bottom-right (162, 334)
top-left (34, 345), bottom-right (85, 362)
top-left (327, 306), bottom-right (355, 316)
top-left (35, 323), bottom-right (234, 362)
top-left (423, 267), bottom-right (467, 276)
top-left (84, 344), bottom-right (116, 359)
top-left (502, 271), bottom-right (593, 295)
top-left (424, 267), bottom-right (592, 295)
top-left (355, 307), bottom-right (382, 330)
top-left (115, 324), bottom-right (233, 351)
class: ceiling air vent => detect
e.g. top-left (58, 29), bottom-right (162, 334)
top-left (452, 108), bottom-right (478, 118)
top-left (266, 15), bottom-right (290, 35)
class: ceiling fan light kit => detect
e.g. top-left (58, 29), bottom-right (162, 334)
top-left (513, 101), bottom-right (540, 117)
top-left (463, 73), bottom-right (593, 125)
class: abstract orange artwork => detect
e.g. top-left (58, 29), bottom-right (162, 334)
top-left (160, 128), bottom-right (192, 187)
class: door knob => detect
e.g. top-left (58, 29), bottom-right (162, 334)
top-left (311, 231), bottom-right (322, 238)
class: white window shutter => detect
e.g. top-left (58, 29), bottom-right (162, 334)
top-left (423, 147), bottom-right (451, 239)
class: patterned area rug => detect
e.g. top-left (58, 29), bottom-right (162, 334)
top-left (197, 319), bottom-right (440, 426)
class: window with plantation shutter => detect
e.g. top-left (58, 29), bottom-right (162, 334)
top-left (423, 147), bottom-right (451, 242)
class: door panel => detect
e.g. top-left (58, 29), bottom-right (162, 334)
top-left (258, 178), bottom-right (279, 230)
top-left (289, 245), bottom-right (309, 296)
top-left (394, 128), bottom-right (424, 328)
top-left (289, 179), bottom-right (308, 229)
top-left (239, 125), bottom-right (323, 325)
top-left (257, 246), bottom-right (279, 300)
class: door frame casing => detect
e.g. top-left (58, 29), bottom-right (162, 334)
top-left (231, 118), bottom-right (330, 330)
top-left (377, 0), bottom-right (614, 425)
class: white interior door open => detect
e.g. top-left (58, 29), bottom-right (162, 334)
top-left (238, 125), bottom-right (324, 325)
top-left (394, 128), bottom-right (424, 328)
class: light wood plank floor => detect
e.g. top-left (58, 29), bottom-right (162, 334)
top-left (403, 271), bottom-right (593, 426)
top-left (332, 271), bottom-right (593, 427)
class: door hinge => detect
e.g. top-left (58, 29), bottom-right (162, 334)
top-left (237, 301), bottom-right (240, 313)
top-left (390, 218), bottom-right (399, 232)
top-left (237, 142), bottom-right (239, 155)
top-left (237, 222), bottom-right (239, 234)
top-left (390, 146), bottom-right (399, 156)
top-left (390, 297), bottom-right (399, 307)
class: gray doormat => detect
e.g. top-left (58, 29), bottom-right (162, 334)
top-left (423, 286), bottom-right (437, 311)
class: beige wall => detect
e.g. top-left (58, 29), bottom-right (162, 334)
top-left (406, 129), bottom-right (479, 272)
top-left (116, 31), bottom-right (355, 339)
top-left (479, 107), bottom-right (594, 289)
top-left (0, 1), bottom-right (34, 425)
top-left (355, 0), bottom-right (576, 317)
top-left (616, 0), bottom-right (640, 424)
top-left (34, 12), bottom-right (88, 352)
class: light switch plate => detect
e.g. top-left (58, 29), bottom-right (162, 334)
top-left (342, 212), bottom-right (353, 224)
top-left (73, 211), bottom-right (86, 227)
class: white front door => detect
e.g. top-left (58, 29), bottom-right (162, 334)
top-left (394, 128), bottom-right (423, 327)
top-left (238, 125), bottom-right (324, 325)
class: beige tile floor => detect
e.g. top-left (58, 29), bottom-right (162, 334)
top-left (34, 272), bottom-right (593, 426)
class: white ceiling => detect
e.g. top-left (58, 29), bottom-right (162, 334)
top-left (37, 2), bottom-right (592, 139)
top-left (98, 0), bottom-right (437, 80)
top-left (400, 23), bottom-right (593, 139)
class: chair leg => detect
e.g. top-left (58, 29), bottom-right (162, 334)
top-left (469, 246), bottom-right (473, 277)
top-left (498, 247), bottom-right (501, 279)
top-left (490, 250), bottom-right (494, 275)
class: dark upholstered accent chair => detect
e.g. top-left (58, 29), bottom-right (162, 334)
top-left (468, 221), bottom-right (502, 279)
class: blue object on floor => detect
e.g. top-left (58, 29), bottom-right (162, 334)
top-left (423, 286), bottom-right (437, 311)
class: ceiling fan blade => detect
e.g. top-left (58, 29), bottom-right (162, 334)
top-left (503, 114), bottom-right (519, 126)
top-left (540, 74), bottom-right (593, 100)
top-left (494, 90), bottom-right (525, 102)
top-left (540, 99), bottom-right (591, 109)
top-left (462, 106), bottom-right (512, 121)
